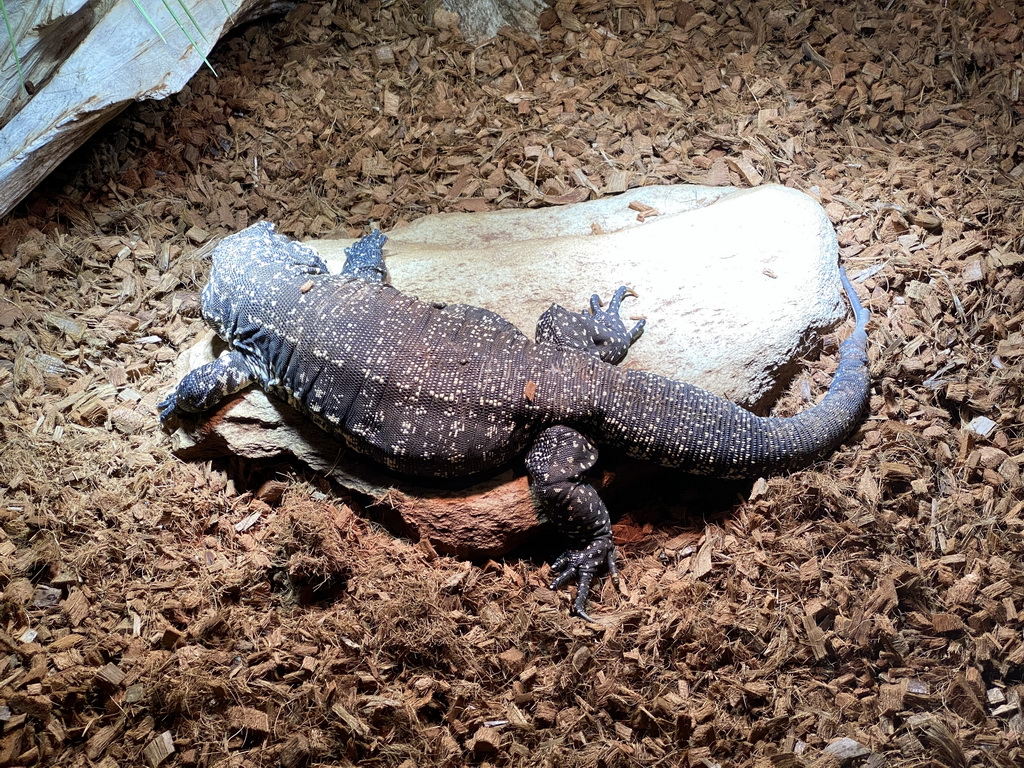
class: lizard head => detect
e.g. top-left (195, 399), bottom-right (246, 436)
top-left (200, 221), bottom-right (330, 339)
top-left (216, 220), bottom-right (329, 274)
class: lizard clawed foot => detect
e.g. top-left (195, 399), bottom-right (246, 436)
top-left (157, 392), bottom-right (179, 424)
top-left (585, 286), bottom-right (646, 365)
top-left (549, 535), bottom-right (620, 622)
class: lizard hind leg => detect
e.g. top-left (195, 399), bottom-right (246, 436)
top-left (525, 425), bottom-right (620, 621)
top-left (536, 285), bottom-right (645, 364)
top-left (341, 229), bottom-right (389, 284)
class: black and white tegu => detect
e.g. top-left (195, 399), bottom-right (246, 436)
top-left (159, 221), bottom-right (870, 620)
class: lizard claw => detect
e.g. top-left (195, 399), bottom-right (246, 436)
top-left (549, 535), bottom-right (619, 621)
top-left (591, 285), bottom-right (637, 316)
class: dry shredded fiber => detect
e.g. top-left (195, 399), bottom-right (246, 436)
top-left (1, 1), bottom-right (1023, 766)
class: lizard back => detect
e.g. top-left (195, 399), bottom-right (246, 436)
top-left (203, 253), bottom-right (560, 476)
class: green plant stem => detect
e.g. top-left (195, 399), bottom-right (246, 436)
top-left (1, 0), bottom-right (27, 94)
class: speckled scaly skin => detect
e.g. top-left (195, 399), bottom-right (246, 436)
top-left (159, 221), bottom-right (870, 620)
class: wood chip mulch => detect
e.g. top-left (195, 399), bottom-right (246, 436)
top-left (1, 1), bottom-right (1022, 766)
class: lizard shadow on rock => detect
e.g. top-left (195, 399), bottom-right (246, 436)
top-left (264, 401), bottom-right (753, 567)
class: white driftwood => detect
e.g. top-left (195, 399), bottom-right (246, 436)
top-left (0, 0), bottom-right (292, 218)
top-left (438, 0), bottom-right (544, 39)
top-left (0, 0), bottom-right (544, 217)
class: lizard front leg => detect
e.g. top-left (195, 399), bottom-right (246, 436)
top-left (341, 230), bottom-right (389, 283)
top-left (158, 350), bottom-right (254, 422)
top-left (526, 425), bottom-right (617, 621)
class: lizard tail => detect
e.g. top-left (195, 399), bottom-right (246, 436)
top-left (590, 268), bottom-right (870, 478)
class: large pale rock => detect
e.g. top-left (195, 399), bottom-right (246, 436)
top-left (167, 184), bottom-right (845, 557)
top-left (316, 184), bottom-right (843, 411)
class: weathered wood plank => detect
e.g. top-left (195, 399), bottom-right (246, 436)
top-left (0, 0), bottom-right (293, 217)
